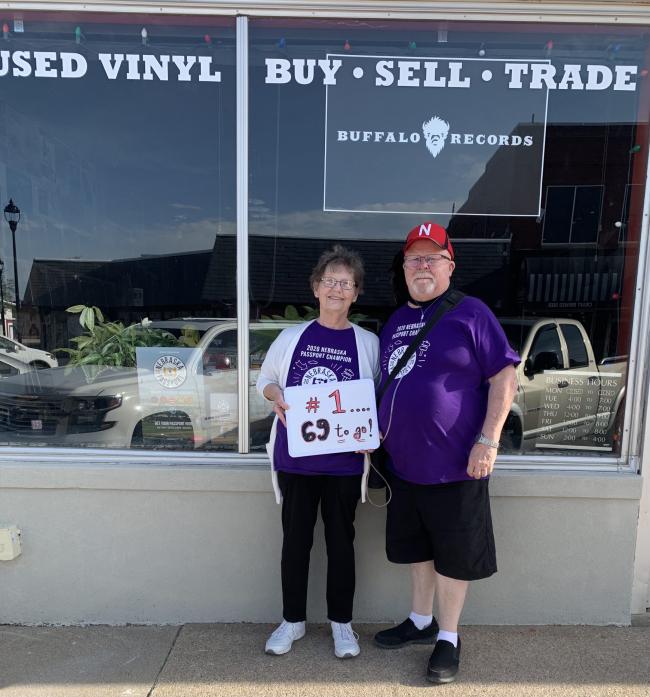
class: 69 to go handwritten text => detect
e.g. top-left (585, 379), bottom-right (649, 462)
top-left (284, 379), bottom-right (380, 457)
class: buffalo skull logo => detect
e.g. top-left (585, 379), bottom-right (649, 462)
top-left (422, 116), bottom-right (450, 158)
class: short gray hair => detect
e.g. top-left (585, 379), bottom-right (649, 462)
top-left (309, 245), bottom-right (365, 294)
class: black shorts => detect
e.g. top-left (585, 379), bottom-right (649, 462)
top-left (385, 474), bottom-right (497, 581)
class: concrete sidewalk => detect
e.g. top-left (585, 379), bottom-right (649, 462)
top-left (1, 623), bottom-right (649, 697)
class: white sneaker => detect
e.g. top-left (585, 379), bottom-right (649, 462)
top-left (331, 621), bottom-right (360, 658)
top-left (265, 620), bottom-right (306, 655)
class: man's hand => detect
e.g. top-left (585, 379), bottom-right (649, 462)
top-left (466, 443), bottom-right (497, 479)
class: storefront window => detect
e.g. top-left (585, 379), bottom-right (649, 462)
top-left (248, 18), bottom-right (648, 458)
top-left (0, 13), bottom-right (238, 451)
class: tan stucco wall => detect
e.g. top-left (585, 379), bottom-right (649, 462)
top-left (0, 463), bottom-right (641, 625)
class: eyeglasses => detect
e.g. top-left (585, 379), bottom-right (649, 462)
top-left (403, 254), bottom-right (452, 269)
top-left (320, 277), bottom-right (357, 291)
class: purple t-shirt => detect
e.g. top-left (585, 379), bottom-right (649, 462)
top-left (274, 321), bottom-right (363, 476)
top-left (378, 296), bottom-right (520, 485)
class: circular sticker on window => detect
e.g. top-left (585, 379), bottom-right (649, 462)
top-left (387, 345), bottom-right (417, 379)
top-left (302, 366), bottom-right (337, 385)
top-left (153, 355), bottom-right (187, 389)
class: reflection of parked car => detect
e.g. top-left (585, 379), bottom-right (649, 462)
top-left (0, 319), bottom-right (292, 451)
top-left (500, 318), bottom-right (626, 453)
top-left (0, 353), bottom-right (35, 378)
top-left (0, 335), bottom-right (58, 369)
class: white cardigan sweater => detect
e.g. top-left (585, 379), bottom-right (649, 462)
top-left (256, 320), bottom-right (380, 504)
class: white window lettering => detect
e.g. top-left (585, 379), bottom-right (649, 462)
top-left (397, 60), bottom-right (421, 87)
top-left (198, 56), bottom-right (221, 82)
top-left (265, 58), bottom-right (291, 84)
top-left (558, 64), bottom-right (584, 90)
top-left (423, 61), bottom-right (446, 87)
top-left (448, 62), bottom-right (470, 88)
top-left (172, 55), bottom-right (196, 81)
top-left (60, 52), bottom-right (87, 78)
top-left (504, 62), bottom-right (529, 88)
top-left (375, 60), bottom-right (394, 86)
top-left (318, 58), bottom-right (342, 85)
top-left (530, 63), bottom-right (557, 89)
top-left (99, 53), bottom-right (124, 80)
top-left (585, 64), bottom-right (612, 90)
top-left (614, 65), bottom-right (638, 91)
top-left (34, 52), bottom-right (57, 78)
top-left (293, 58), bottom-right (315, 85)
top-left (12, 51), bottom-right (32, 77)
top-left (126, 54), bottom-right (141, 80)
top-left (0, 50), bottom-right (9, 77)
top-left (142, 54), bottom-right (170, 81)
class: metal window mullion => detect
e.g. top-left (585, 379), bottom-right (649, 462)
top-left (621, 140), bottom-right (650, 468)
top-left (236, 15), bottom-right (249, 453)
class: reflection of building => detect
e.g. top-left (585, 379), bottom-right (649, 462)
top-left (1, 301), bottom-right (15, 338)
top-left (24, 236), bottom-right (511, 351)
top-left (449, 123), bottom-right (639, 361)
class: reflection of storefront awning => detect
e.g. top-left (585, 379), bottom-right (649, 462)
top-left (525, 256), bottom-right (624, 306)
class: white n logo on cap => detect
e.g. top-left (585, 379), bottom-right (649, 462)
top-left (419, 224), bottom-right (432, 237)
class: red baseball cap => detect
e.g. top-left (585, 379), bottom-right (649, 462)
top-left (403, 222), bottom-right (454, 260)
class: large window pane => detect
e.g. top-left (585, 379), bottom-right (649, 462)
top-left (0, 13), bottom-right (237, 452)
top-left (249, 18), bottom-right (648, 459)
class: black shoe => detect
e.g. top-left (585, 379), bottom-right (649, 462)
top-left (373, 617), bottom-right (438, 649)
top-left (426, 638), bottom-right (461, 684)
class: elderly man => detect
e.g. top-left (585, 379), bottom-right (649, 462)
top-left (373, 222), bottom-right (519, 684)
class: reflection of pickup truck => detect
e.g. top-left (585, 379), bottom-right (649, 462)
top-left (500, 318), bottom-right (627, 453)
top-left (0, 319), bottom-right (293, 451)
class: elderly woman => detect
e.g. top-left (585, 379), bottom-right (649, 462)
top-left (257, 245), bottom-right (379, 659)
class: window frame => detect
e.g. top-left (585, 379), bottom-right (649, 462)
top-left (0, 6), bottom-right (647, 476)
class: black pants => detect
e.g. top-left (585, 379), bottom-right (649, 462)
top-left (277, 471), bottom-right (361, 623)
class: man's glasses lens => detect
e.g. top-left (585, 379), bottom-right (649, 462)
top-left (404, 254), bottom-right (451, 268)
top-left (320, 277), bottom-right (356, 290)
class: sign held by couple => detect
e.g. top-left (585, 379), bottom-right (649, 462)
top-left (284, 379), bottom-right (380, 457)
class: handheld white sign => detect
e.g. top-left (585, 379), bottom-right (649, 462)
top-left (284, 378), bottom-right (379, 457)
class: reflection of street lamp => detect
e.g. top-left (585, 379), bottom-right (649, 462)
top-left (3, 199), bottom-right (20, 339)
top-left (0, 258), bottom-right (5, 335)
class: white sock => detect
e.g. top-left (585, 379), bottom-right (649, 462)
top-left (437, 629), bottom-right (458, 647)
top-left (409, 611), bottom-right (433, 630)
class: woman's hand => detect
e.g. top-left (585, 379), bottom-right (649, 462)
top-left (356, 431), bottom-right (382, 454)
top-left (263, 384), bottom-right (290, 427)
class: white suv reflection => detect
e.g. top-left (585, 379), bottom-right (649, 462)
top-left (0, 319), bottom-right (294, 451)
